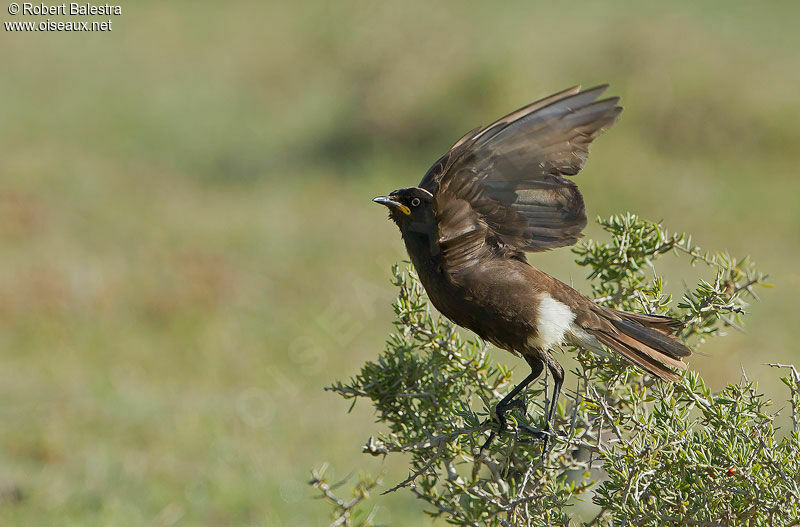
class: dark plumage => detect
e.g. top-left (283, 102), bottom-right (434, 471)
top-left (373, 85), bottom-right (691, 450)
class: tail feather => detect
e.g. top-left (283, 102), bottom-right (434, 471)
top-left (584, 309), bottom-right (692, 383)
top-left (615, 311), bottom-right (682, 336)
top-left (590, 330), bottom-right (682, 382)
top-left (609, 318), bottom-right (691, 358)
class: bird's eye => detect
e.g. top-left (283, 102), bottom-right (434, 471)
top-left (411, 198), bottom-right (421, 207)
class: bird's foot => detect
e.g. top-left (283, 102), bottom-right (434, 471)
top-left (477, 397), bottom-right (536, 455)
top-left (478, 429), bottom-right (498, 456)
top-left (513, 425), bottom-right (547, 442)
top-left (478, 414), bottom-right (507, 455)
top-left (514, 425), bottom-right (566, 459)
top-left (478, 400), bottom-right (517, 454)
top-left (505, 397), bottom-right (527, 414)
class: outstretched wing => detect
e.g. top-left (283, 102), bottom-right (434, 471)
top-left (419, 85), bottom-right (621, 275)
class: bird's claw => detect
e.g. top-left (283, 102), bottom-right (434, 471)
top-left (478, 397), bottom-right (560, 455)
top-left (514, 426), bottom-right (566, 461)
top-left (505, 397), bottom-right (527, 414)
top-left (478, 414), bottom-right (505, 454)
top-left (513, 425), bottom-right (548, 442)
top-left (513, 425), bottom-right (564, 442)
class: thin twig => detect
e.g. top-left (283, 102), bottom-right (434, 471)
top-left (382, 444), bottom-right (443, 495)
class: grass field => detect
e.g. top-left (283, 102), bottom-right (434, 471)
top-left (1, 1), bottom-right (799, 525)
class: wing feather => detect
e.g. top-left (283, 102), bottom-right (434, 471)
top-left (420, 85), bottom-right (622, 275)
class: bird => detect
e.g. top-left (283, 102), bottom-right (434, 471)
top-left (372, 85), bottom-right (692, 451)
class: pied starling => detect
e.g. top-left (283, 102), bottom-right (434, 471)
top-left (373, 85), bottom-right (691, 450)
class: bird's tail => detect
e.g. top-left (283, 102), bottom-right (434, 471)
top-left (583, 309), bottom-right (691, 382)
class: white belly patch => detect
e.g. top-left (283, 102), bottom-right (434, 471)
top-left (528, 293), bottom-right (576, 350)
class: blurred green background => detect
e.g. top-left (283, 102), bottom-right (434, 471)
top-left (1, 1), bottom-right (799, 525)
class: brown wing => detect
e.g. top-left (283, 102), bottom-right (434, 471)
top-left (419, 85), bottom-right (622, 274)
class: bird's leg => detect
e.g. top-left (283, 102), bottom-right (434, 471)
top-left (541, 360), bottom-right (565, 453)
top-left (480, 357), bottom-right (543, 453)
top-left (514, 358), bottom-right (566, 456)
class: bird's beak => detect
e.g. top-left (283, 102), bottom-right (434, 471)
top-left (373, 196), bottom-right (411, 215)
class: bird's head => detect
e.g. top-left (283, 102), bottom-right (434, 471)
top-left (373, 187), bottom-right (434, 229)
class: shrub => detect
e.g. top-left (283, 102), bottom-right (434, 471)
top-left (312, 214), bottom-right (799, 526)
